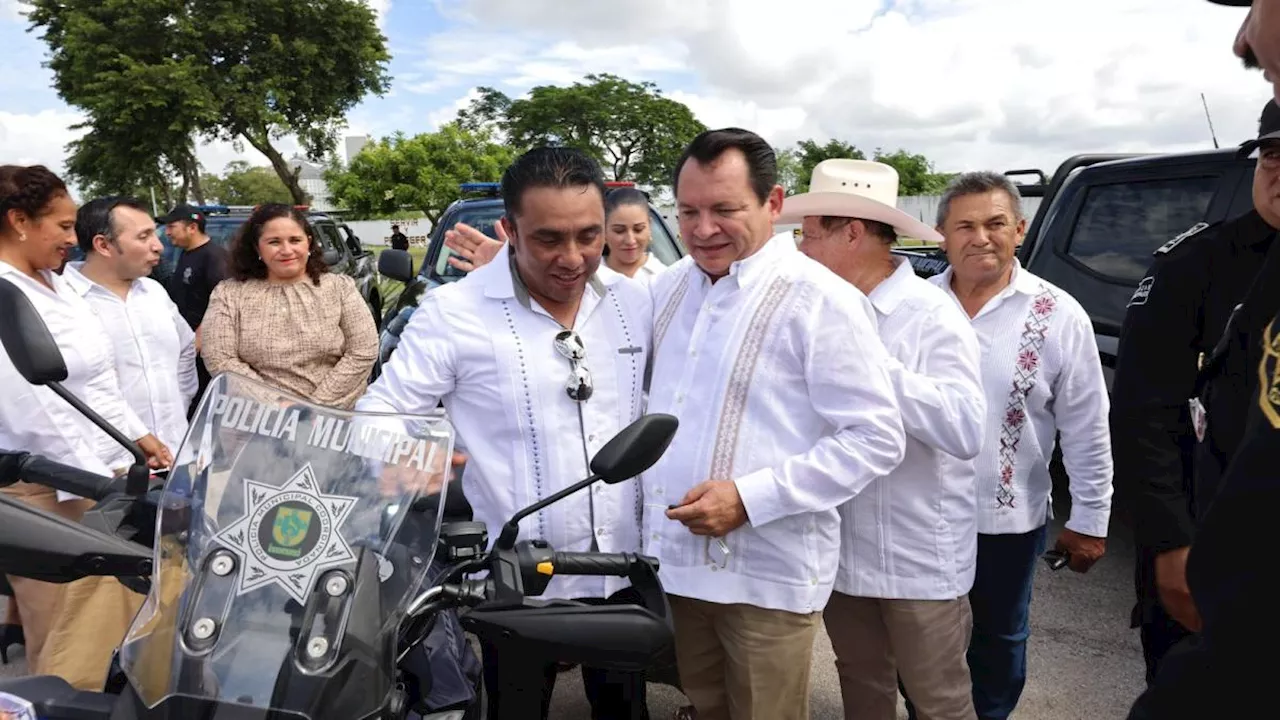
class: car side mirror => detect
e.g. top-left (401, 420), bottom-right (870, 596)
top-left (322, 248), bottom-right (342, 266)
top-left (378, 248), bottom-right (414, 283)
top-left (590, 413), bottom-right (679, 484)
top-left (0, 278), bottom-right (149, 493)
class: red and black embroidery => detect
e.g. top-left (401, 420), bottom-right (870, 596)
top-left (996, 286), bottom-right (1058, 509)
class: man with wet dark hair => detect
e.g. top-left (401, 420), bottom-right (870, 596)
top-left (357, 146), bottom-right (654, 720)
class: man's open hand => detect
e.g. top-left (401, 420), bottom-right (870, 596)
top-left (665, 480), bottom-right (748, 536)
top-left (444, 222), bottom-right (505, 272)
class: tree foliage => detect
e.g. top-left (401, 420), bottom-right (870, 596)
top-left (776, 138), bottom-right (953, 196)
top-left (871, 148), bottom-right (954, 196)
top-left (25, 0), bottom-right (391, 205)
top-left (202, 161), bottom-right (293, 205)
top-left (458, 74), bottom-right (706, 188)
top-left (324, 123), bottom-right (516, 224)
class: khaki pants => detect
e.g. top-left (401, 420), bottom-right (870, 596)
top-left (669, 595), bottom-right (821, 720)
top-left (824, 592), bottom-right (976, 720)
top-left (2, 481), bottom-right (145, 690)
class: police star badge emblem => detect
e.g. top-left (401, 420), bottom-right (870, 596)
top-left (213, 463), bottom-right (359, 604)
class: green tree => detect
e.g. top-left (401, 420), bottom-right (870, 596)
top-left (324, 123), bottom-right (516, 224)
top-left (788, 139), bottom-right (866, 193)
top-left (458, 74), bottom-right (706, 188)
top-left (872, 148), bottom-right (953, 196)
top-left (26, 0), bottom-right (391, 205)
top-left (202, 161), bottom-right (294, 205)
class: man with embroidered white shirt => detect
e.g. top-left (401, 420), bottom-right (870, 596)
top-left (782, 159), bottom-right (986, 720)
top-left (63, 197), bottom-right (198, 455)
top-left (649, 128), bottom-right (907, 720)
top-left (927, 171), bottom-right (1113, 720)
top-left (356, 147), bottom-right (653, 720)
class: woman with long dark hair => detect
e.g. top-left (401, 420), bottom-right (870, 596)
top-left (201, 204), bottom-right (378, 409)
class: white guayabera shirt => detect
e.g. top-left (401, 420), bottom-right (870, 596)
top-left (0, 261), bottom-right (150, 500)
top-left (63, 262), bottom-right (198, 455)
top-left (931, 260), bottom-right (1114, 538)
top-left (642, 233), bottom-right (907, 615)
top-left (357, 251), bottom-right (653, 601)
top-left (834, 258), bottom-right (987, 601)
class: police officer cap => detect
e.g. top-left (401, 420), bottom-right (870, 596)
top-left (1238, 100), bottom-right (1280, 157)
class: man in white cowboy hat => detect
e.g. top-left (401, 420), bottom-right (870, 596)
top-left (781, 159), bottom-right (987, 720)
top-left (929, 171), bottom-right (1113, 720)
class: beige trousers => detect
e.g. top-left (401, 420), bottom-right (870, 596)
top-left (2, 481), bottom-right (145, 690)
top-left (669, 595), bottom-right (822, 720)
top-left (824, 592), bottom-right (977, 720)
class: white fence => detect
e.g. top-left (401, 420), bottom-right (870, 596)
top-left (345, 218), bottom-right (433, 248)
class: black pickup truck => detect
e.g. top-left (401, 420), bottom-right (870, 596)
top-left (895, 149), bottom-right (1259, 387)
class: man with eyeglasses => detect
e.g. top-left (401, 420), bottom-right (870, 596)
top-left (1110, 97), bottom-right (1280, 685)
top-left (356, 146), bottom-right (654, 720)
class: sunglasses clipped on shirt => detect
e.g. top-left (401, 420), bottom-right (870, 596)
top-left (554, 329), bottom-right (593, 402)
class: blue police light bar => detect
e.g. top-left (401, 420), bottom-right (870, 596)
top-left (194, 204), bottom-right (230, 215)
top-left (459, 182), bottom-right (501, 196)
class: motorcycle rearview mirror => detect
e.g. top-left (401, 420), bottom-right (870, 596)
top-left (0, 279), bottom-right (150, 495)
top-left (494, 413), bottom-right (678, 551)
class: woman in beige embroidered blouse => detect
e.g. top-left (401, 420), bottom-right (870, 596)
top-left (201, 204), bottom-right (378, 409)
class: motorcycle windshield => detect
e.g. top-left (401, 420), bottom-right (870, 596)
top-left (118, 373), bottom-right (455, 718)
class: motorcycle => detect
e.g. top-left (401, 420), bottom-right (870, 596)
top-left (0, 277), bottom-right (678, 720)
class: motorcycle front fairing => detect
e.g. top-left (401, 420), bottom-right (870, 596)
top-left (111, 374), bottom-right (455, 719)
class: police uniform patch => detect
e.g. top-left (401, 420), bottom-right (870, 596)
top-left (213, 463), bottom-right (358, 604)
top-left (1259, 319), bottom-right (1280, 430)
top-left (1153, 222), bottom-right (1210, 256)
top-left (1128, 276), bottom-right (1155, 307)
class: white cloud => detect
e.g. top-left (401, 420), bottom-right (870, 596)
top-left (0, 109), bottom-right (87, 174)
top-left (363, 0), bottom-right (390, 28)
top-left (442, 0), bottom-right (1265, 174)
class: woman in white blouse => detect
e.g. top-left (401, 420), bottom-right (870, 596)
top-left (0, 164), bottom-right (170, 686)
top-left (601, 187), bottom-right (667, 282)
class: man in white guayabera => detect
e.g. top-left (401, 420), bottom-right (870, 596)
top-left (784, 158), bottom-right (986, 720)
top-left (356, 146), bottom-right (655, 720)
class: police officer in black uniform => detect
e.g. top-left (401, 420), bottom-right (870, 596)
top-left (1111, 97), bottom-right (1280, 683)
top-left (1126, 0), bottom-right (1280, 716)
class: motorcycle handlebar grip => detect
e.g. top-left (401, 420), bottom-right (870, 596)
top-left (19, 454), bottom-right (117, 501)
top-left (549, 551), bottom-right (660, 577)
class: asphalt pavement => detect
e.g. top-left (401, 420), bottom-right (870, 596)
top-left (0, 514), bottom-right (1147, 720)
top-left (552, 511), bottom-right (1147, 719)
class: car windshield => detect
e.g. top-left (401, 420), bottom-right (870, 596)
top-left (430, 204), bottom-right (507, 281)
top-left (117, 373), bottom-right (455, 718)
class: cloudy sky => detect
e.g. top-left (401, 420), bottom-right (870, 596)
top-left (0, 0), bottom-right (1271, 186)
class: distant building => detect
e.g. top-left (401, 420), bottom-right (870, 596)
top-left (285, 135), bottom-right (372, 212)
top-left (345, 135), bottom-right (371, 163)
